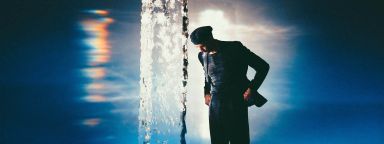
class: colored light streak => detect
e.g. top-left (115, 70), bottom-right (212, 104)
top-left (80, 10), bottom-right (113, 103)
top-left (82, 67), bottom-right (106, 79)
top-left (88, 54), bottom-right (110, 66)
top-left (88, 10), bottom-right (109, 16)
top-left (83, 95), bottom-right (107, 103)
top-left (86, 83), bottom-right (105, 90)
top-left (80, 13), bottom-right (113, 66)
top-left (82, 118), bottom-right (102, 127)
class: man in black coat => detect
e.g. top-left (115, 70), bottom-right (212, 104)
top-left (190, 26), bottom-right (270, 144)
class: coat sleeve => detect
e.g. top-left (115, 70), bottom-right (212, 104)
top-left (198, 52), bottom-right (211, 95)
top-left (237, 42), bottom-right (270, 90)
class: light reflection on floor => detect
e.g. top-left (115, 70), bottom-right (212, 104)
top-left (79, 10), bottom-right (114, 128)
top-left (77, 10), bottom-right (139, 140)
top-left (73, 7), bottom-right (142, 143)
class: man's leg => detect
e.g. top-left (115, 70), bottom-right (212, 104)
top-left (229, 100), bottom-right (250, 144)
top-left (209, 100), bottom-right (229, 144)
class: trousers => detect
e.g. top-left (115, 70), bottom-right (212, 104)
top-left (209, 92), bottom-right (250, 144)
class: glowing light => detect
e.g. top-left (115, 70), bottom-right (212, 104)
top-left (199, 113), bottom-right (210, 139)
top-left (88, 10), bottom-right (109, 16)
top-left (80, 13), bottom-right (113, 66)
top-left (197, 10), bottom-right (231, 40)
top-left (101, 17), bottom-right (114, 23)
top-left (83, 95), bottom-right (107, 103)
top-left (88, 54), bottom-right (110, 66)
top-left (86, 83), bottom-right (105, 90)
top-left (82, 67), bottom-right (106, 79)
top-left (79, 10), bottom-right (114, 108)
top-left (82, 118), bottom-right (102, 127)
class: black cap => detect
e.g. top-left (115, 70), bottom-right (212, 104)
top-left (190, 26), bottom-right (213, 45)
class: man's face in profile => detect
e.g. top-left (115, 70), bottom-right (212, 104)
top-left (195, 39), bottom-right (215, 52)
top-left (195, 43), bottom-right (207, 52)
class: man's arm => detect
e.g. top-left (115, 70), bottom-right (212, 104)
top-left (198, 53), bottom-right (211, 95)
top-left (198, 53), bottom-right (212, 106)
top-left (238, 42), bottom-right (270, 91)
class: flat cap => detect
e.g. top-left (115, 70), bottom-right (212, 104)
top-left (190, 26), bottom-right (213, 45)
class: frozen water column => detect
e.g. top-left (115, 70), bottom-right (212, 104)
top-left (139, 0), bottom-right (189, 143)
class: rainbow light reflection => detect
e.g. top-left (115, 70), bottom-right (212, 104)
top-left (79, 10), bottom-right (114, 127)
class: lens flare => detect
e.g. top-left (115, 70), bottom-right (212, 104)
top-left (79, 10), bottom-right (113, 104)
top-left (87, 10), bottom-right (109, 16)
top-left (82, 67), bottom-right (106, 79)
top-left (82, 118), bottom-right (102, 127)
top-left (83, 95), bottom-right (107, 103)
top-left (81, 16), bottom-right (113, 66)
top-left (86, 83), bottom-right (105, 91)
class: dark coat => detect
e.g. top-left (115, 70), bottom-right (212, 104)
top-left (198, 40), bottom-right (269, 97)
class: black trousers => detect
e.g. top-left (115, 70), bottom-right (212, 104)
top-left (209, 93), bottom-right (250, 144)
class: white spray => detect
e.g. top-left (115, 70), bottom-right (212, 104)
top-left (139, 0), bottom-right (189, 143)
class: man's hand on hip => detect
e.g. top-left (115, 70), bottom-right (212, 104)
top-left (243, 88), bottom-right (252, 101)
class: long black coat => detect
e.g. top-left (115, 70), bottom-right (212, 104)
top-left (197, 40), bottom-right (269, 143)
top-left (198, 40), bottom-right (269, 98)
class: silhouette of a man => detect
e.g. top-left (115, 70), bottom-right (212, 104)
top-left (190, 26), bottom-right (269, 144)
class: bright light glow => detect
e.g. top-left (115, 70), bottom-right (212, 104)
top-left (82, 118), bottom-right (102, 127)
top-left (88, 10), bottom-right (109, 16)
top-left (82, 67), bottom-right (106, 79)
top-left (79, 10), bottom-right (115, 106)
top-left (83, 95), bottom-right (107, 103)
top-left (80, 14), bottom-right (113, 66)
top-left (86, 83), bottom-right (105, 90)
top-left (197, 10), bottom-right (231, 40)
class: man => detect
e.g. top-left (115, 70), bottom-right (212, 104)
top-left (190, 26), bottom-right (269, 144)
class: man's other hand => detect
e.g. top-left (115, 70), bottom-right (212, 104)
top-left (204, 94), bottom-right (211, 106)
top-left (243, 88), bottom-right (252, 101)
